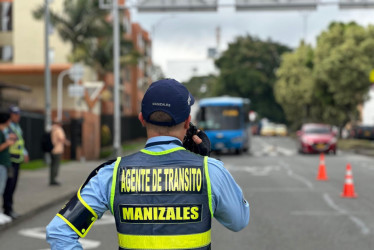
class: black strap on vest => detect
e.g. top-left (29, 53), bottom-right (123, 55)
top-left (145, 140), bottom-right (182, 148)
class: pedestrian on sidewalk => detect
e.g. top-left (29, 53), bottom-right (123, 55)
top-left (0, 112), bottom-right (16, 225)
top-left (2, 106), bottom-right (28, 220)
top-left (46, 78), bottom-right (250, 249)
top-left (49, 120), bottom-right (70, 186)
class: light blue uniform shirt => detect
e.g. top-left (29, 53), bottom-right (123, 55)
top-left (46, 136), bottom-right (250, 250)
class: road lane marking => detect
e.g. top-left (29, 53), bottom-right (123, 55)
top-left (251, 138), bottom-right (296, 157)
top-left (291, 211), bottom-right (369, 216)
top-left (279, 161), bottom-right (314, 190)
top-left (248, 187), bottom-right (313, 192)
top-left (19, 227), bottom-right (101, 249)
top-left (323, 193), bottom-right (370, 235)
top-left (358, 162), bottom-right (374, 171)
top-left (291, 211), bottom-right (345, 216)
top-left (225, 164), bottom-right (281, 176)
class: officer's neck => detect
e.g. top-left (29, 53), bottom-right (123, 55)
top-left (146, 130), bottom-right (185, 142)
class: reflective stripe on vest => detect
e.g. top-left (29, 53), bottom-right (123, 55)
top-left (118, 229), bottom-right (211, 249)
top-left (111, 148), bottom-right (212, 250)
top-left (9, 124), bottom-right (25, 163)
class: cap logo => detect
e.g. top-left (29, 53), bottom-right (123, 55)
top-left (152, 102), bottom-right (171, 107)
top-left (187, 96), bottom-right (191, 105)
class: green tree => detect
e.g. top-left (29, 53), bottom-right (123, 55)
top-left (33, 0), bottom-right (139, 74)
top-left (313, 22), bottom-right (374, 128)
top-left (215, 35), bottom-right (291, 123)
top-left (274, 41), bottom-right (315, 129)
top-left (183, 75), bottom-right (219, 99)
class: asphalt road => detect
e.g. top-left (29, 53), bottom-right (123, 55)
top-left (1, 136), bottom-right (374, 250)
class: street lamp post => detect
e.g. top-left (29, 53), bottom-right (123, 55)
top-left (99, 0), bottom-right (123, 157)
top-left (44, 0), bottom-right (52, 131)
top-left (57, 69), bottom-right (69, 122)
top-left (112, 0), bottom-right (121, 157)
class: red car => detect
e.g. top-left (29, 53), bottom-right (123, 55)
top-left (297, 123), bottom-right (337, 154)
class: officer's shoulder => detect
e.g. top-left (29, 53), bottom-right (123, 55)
top-left (207, 157), bottom-right (227, 173)
top-left (81, 159), bottom-right (117, 189)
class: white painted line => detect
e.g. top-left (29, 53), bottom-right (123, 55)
top-left (323, 193), bottom-right (370, 235)
top-left (225, 164), bottom-right (281, 176)
top-left (291, 211), bottom-right (343, 216)
top-left (279, 161), bottom-right (314, 190)
top-left (248, 187), bottom-right (313, 192)
top-left (19, 227), bottom-right (101, 249)
top-left (291, 210), bottom-right (368, 216)
top-left (349, 216), bottom-right (371, 235)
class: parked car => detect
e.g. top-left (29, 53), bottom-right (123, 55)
top-left (261, 123), bottom-right (276, 136)
top-left (297, 123), bottom-right (337, 154)
top-left (275, 124), bottom-right (287, 136)
top-left (350, 125), bottom-right (374, 140)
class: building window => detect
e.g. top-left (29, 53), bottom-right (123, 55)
top-left (137, 33), bottom-right (144, 51)
top-left (146, 44), bottom-right (152, 58)
top-left (122, 16), bottom-right (131, 35)
top-left (124, 67), bottom-right (131, 82)
top-left (138, 59), bottom-right (144, 72)
top-left (0, 2), bottom-right (12, 31)
top-left (124, 92), bottom-right (131, 108)
top-left (0, 45), bottom-right (13, 61)
top-left (137, 78), bottom-right (144, 88)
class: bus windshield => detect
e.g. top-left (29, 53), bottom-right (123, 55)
top-left (198, 106), bottom-right (241, 130)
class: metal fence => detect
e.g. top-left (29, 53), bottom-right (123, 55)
top-left (19, 111), bottom-right (45, 160)
top-left (100, 115), bottom-right (146, 147)
top-left (19, 112), bottom-right (83, 160)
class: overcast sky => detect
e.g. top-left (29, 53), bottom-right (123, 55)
top-left (129, 1), bottom-right (374, 81)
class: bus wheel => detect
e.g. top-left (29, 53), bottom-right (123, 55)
top-left (235, 149), bottom-right (242, 155)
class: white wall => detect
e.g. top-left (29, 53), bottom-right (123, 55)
top-left (14, 0), bottom-right (71, 64)
top-left (362, 86), bottom-right (374, 126)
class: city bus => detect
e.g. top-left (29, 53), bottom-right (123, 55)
top-left (196, 96), bottom-right (251, 154)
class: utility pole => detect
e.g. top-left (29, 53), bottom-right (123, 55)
top-left (99, 0), bottom-right (122, 157)
top-left (44, 0), bottom-right (52, 132)
top-left (112, 0), bottom-right (121, 157)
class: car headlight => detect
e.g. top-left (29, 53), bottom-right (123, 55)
top-left (301, 138), bottom-right (314, 145)
top-left (231, 137), bottom-right (243, 143)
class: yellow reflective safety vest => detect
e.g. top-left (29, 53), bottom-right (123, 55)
top-left (8, 123), bottom-right (25, 163)
top-left (111, 147), bottom-right (213, 250)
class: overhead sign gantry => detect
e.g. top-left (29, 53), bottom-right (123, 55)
top-left (137, 0), bottom-right (218, 12)
top-left (134, 0), bottom-right (374, 11)
top-left (339, 0), bottom-right (374, 9)
top-left (235, 0), bottom-right (318, 11)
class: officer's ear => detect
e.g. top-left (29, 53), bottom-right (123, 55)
top-left (138, 113), bottom-right (146, 127)
top-left (184, 115), bottom-right (191, 130)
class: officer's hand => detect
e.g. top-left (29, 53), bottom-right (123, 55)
top-left (192, 134), bottom-right (202, 144)
top-left (183, 123), bottom-right (211, 156)
top-left (193, 130), bottom-right (211, 157)
top-left (24, 155), bottom-right (29, 163)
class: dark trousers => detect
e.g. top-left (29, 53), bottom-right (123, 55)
top-left (50, 154), bottom-right (61, 184)
top-left (3, 162), bottom-right (20, 213)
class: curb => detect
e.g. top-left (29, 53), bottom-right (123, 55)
top-left (0, 191), bottom-right (75, 233)
top-left (0, 148), bottom-right (144, 234)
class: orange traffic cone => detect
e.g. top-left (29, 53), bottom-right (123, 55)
top-left (316, 153), bottom-right (328, 180)
top-left (341, 163), bottom-right (357, 198)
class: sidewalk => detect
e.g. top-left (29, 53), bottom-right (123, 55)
top-left (0, 160), bottom-right (103, 231)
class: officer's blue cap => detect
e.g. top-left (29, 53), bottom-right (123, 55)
top-left (141, 79), bottom-right (195, 127)
top-left (9, 105), bottom-right (20, 114)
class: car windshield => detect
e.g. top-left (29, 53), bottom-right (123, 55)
top-left (304, 127), bottom-right (331, 134)
top-left (198, 106), bottom-right (241, 130)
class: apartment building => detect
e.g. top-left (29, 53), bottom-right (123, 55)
top-left (0, 0), bottom-right (153, 159)
top-left (102, 8), bottom-right (153, 117)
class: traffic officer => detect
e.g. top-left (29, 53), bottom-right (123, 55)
top-left (3, 105), bottom-right (28, 219)
top-left (46, 79), bottom-right (250, 250)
